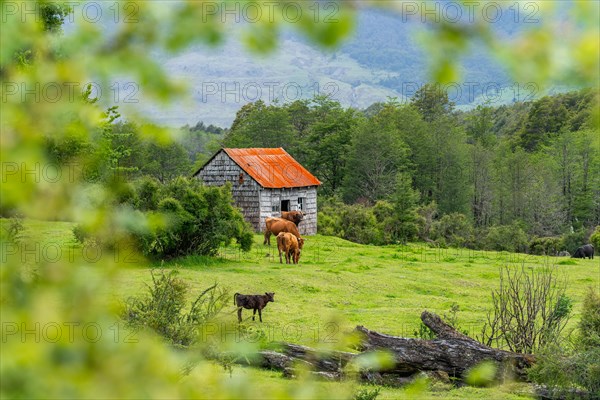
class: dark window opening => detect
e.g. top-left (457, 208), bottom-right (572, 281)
top-left (281, 200), bottom-right (290, 212)
top-left (297, 197), bottom-right (304, 211)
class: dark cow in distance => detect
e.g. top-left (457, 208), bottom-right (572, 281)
top-left (264, 217), bottom-right (304, 247)
top-left (277, 232), bottom-right (303, 264)
top-left (572, 244), bottom-right (594, 259)
top-left (281, 210), bottom-right (305, 226)
top-left (234, 292), bottom-right (275, 322)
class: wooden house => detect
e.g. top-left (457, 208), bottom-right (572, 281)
top-left (193, 148), bottom-right (321, 235)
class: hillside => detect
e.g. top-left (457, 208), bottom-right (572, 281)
top-left (137, 8), bottom-right (537, 127)
top-left (7, 218), bottom-right (599, 399)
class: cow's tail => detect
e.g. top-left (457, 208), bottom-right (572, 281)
top-left (233, 292), bottom-right (239, 305)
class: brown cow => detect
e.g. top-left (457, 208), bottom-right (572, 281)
top-left (234, 292), bottom-right (274, 323)
top-left (264, 217), bottom-right (304, 247)
top-left (277, 232), bottom-right (302, 264)
top-left (281, 210), bottom-right (305, 226)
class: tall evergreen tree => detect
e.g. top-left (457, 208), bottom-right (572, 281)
top-left (411, 83), bottom-right (455, 122)
top-left (343, 111), bottom-right (410, 204)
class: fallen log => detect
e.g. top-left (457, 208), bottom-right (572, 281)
top-left (355, 311), bottom-right (535, 381)
top-left (234, 342), bottom-right (353, 381)
top-left (229, 311), bottom-right (535, 386)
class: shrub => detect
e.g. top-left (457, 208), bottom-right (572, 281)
top-left (373, 199), bottom-right (419, 244)
top-left (560, 229), bottom-right (589, 254)
top-left (112, 179), bottom-right (138, 205)
top-left (354, 386), bottom-right (381, 400)
top-left (72, 224), bottom-right (88, 244)
top-left (135, 176), bottom-right (161, 210)
top-left (414, 322), bottom-right (436, 340)
top-left (318, 197), bottom-right (384, 245)
top-left (372, 200), bottom-right (396, 244)
top-left (479, 265), bottom-right (572, 354)
top-left (528, 288), bottom-right (600, 396)
top-left (529, 236), bottom-right (562, 255)
top-left (483, 223), bottom-right (529, 252)
top-left (338, 204), bottom-right (383, 245)
top-left (579, 288), bottom-right (600, 349)
top-left (130, 177), bottom-right (254, 258)
top-left (123, 269), bottom-right (228, 346)
top-left (415, 202), bottom-right (438, 241)
top-left (6, 214), bottom-right (24, 241)
top-left (431, 213), bottom-right (474, 248)
top-left (589, 226), bottom-right (600, 250)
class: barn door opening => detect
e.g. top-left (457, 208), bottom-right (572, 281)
top-left (281, 200), bottom-right (290, 212)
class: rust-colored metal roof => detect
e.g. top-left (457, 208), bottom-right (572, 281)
top-left (223, 148), bottom-right (321, 188)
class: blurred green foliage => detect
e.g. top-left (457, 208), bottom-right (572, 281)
top-left (123, 270), bottom-right (229, 346)
top-left (0, 1), bottom-right (356, 398)
top-left (1, 0), bottom-right (599, 398)
top-left (528, 288), bottom-right (600, 396)
top-left (590, 226), bottom-right (600, 249)
top-left (74, 177), bottom-right (254, 258)
top-left (465, 361), bottom-right (497, 387)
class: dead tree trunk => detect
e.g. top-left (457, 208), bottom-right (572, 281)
top-left (235, 343), bottom-right (354, 381)
top-left (356, 311), bottom-right (535, 381)
top-left (232, 311), bottom-right (535, 386)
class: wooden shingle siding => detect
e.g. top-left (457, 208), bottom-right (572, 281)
top-left (196, 152), bottom-right (262, 230)
top-left (259, 187), bottom-right (318, 235)
top-left (195, 149), bottom-right (319, 235)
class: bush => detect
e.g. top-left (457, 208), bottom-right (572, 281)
top-left (130, 177), bottom-right (254, 258)
top-left (318, 197), bottom-right (384, 245)
top-left (479, 265), bottom-right (572, 354)
top-left (560, 229), bottom-right (589, 254)
top-left (6, 214), bottom-right (24, 241)
top-left (338, 204), bottom-right (383, 245)
top-left (110, 179), bottom-right (138, 205)
top-left (579, 288), bottom-right (600, 349)
top-left (318, 196), bottom-right (420, 245)
top-left (354, 387), bottom-right (381, 400)
top-left (123, 269), bottom-right (228, 346)
top-left (431, 213), bottom-right (474, 248)
top-left (135, 176), bottom-right (161, 210)
top-left (529, 236), bottom-right (562, 255)
top-left (483, 223), bottom-right (529, 252)
top-left (373, 199), bottom-right (419, 244)
top-left (589, 226), bottom-right (600, 250)
top-left (372, 200), bottom-right (396, 244)
top-left (72, 224), bottom-right (88, 244)
top-left (528, 288), bottom-right (600, 396)
top-left (415, 202), bottom-right (438, 241)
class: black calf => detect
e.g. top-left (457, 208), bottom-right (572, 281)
top-left (234, 292), bottom-right (275, 322)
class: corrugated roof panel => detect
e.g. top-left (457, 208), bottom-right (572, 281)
top-left (223, 148), bottom-right (321, 188)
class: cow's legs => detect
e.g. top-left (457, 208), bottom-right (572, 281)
top-left (279, 249), bottom-right (283, 264)
top-left (237, 308), bottom-right (242, 323)
top-left (263, 230), bottom-right (271, 245)
top-left (252, 308), bottom-right (256, 321)
top-left (258, 308), bottom-right (263, 322)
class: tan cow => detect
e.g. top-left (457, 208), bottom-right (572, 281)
top-left (264, 217), bottom-right (304, 247)
top-left (276, 232), bottom-right (302, 264)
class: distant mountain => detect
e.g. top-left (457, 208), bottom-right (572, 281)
top-left (132, 8), bottom-right (555, 127)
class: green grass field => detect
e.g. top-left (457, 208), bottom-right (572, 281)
top-left (4, 219), bottom-right (599, 399)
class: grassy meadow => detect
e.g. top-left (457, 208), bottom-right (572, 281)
top-left (4, 218), bottom-right (599, 399)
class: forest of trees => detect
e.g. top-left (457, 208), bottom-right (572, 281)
top-left (45, 85), bottom-right (599, 252)
top-left (220, 86), bottom-right (599, 249)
